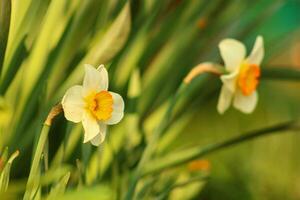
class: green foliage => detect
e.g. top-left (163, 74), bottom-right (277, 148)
top-left (0, 0), bottom-right (299, 199)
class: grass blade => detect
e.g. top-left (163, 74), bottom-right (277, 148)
top-left (55, 1), bottom-right (131, 103)
top-left (142, 121), bottom-right (298, 176)
top-left (23, 124), bottom-right (50, 200)
top-left (47, 172), bottom-right (70, 200)
top-left (0, 150), bottom-right (19, 192)
top-left (0, 0), bottom-right (11, 76)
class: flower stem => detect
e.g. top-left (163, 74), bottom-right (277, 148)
top-left (141, 120), bottom-right (298, 176)
top-left (0, 0), bottom-right (11, 76)
top-left (23, 124), bottom-right (50, 200)
top-left (261, 67), bottom-right (300, 81)
top-left (23, 104), bottom-right (62, 200)
top-left (183, 62), bottom-right (224, 84)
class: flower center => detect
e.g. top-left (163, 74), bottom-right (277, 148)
top-left (85, 91), bottom-right (113, 121)
top-left (237, 62), bottom-right (260, 96)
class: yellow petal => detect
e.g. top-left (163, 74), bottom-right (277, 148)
top-left (90, 91), bottom-right (113, 121)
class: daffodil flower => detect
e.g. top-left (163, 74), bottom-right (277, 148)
top-left (62, 64), bottom-right (124, 146)
top-left (217, 36), bottom-right (264, 114)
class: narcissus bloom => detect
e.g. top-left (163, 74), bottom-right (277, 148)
top-left (217, 36), bottom-right (264, 114)
top-left (62, 64), bottom-right (124, 146)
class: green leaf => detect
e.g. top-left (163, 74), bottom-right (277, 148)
top-left (0, 36), bottom-right (27, 95)
top-left (125, 83), bottom-right (187, 200)
top-left (55, 1), bottom-right (131, 103)
top-left (56, 184), bottom-right (113, 200)
top-left (142, 121), bottom-right (297, 176)
top-left (261, 67), bottom-right (300, 81)
top-left (21, 0), bottom-right (68, 101)
top-left (85, 151), bottom-right (100, 186)
top-left (0, 150), bottom-right (19, 192)
top-left (165, 173), bottom-right (208, 200)
top-left (51, 124), bottom-right (82, 169)
top-left (47, 172), bottom-right (70, 200)
top-left (99, 121), bottom-right (127, 177)
top-left (138, 23), bottom-right (199, 115)
top-left (46, 0), bottom-right (102, 95)
top-left (24, 124), bottom-right (50, 199)
top-left (0, 147), bottom-right (9, 170)
top-left (113, 28), bottom-right (147, 89)
top-left (0, 0), bottom-right (11, 75)
top-left (1, 164), bottom-right (71, 195)
top-left (1, 0), bottom-right (45, 85)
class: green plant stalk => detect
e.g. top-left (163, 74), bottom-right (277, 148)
top-left (47, 0), bottom-right (102, 95)
top-left (0, 35), bottom-right (27, 95)
top-left (50, 124), bottom-right (82, 169)
top-left (0, 150), bottom-right (19, 192)
top-left (23, 103), bottom-right (62, 199)
top-left (0, 0), bottom-right (11, 76)
top-left (54, 2), bottom-right (131, 103)
top-left (47, 172), bottom-right (70, 199)
top-left (1, 0), bottom-right (42, 87)
top-left (125, 83), bottom-right (186, 200)
top-left (23, 124), bottom-right (50, 200)
top-left (261, 67), bottom-right (300, 81)
top-left (141, 120), bottom-right (298, 176)
top-left (4, 165), bottom-right (71, 195)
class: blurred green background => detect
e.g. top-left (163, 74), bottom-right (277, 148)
top-left (0, 0), bottom-right (300, 199)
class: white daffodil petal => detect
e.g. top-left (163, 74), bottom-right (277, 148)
top-left (220, 69), bottom-right (239, 92)
top-left (97, 64), bottom-right (109, 90)
top-left (62, 85), bottom-right (84, 123)
top-left (83, 64), bottom-right (108, 95)
top-left (219, 38), bottom-right (246, 72)
top-left (233, 90), bottom-right (258, 114)
top-left (217, 86), bottom-right (233, 114)
top-left (247, 36), bottom-right (264, 66)
top-left (82, 112), bottom-right (100, 143)
top-left (105, 92), bottom-right (124, 125)
top-left (90, 123), bottom-right (107, 146)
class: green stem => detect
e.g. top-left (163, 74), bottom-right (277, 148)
top-left (23, 124), bottom-right (50, 200)
top-left (141, 120), bottom-right (298, 176)
top-left (261, 67), bottom-right (300, 81)
top-left (0, 0), bottom-right (11, 76)
top-left (125, 84), bottom-right (187, 200)
top-left (23, 104), bottom-right (61, 199)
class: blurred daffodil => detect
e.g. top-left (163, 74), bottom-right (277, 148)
top-left (62, 64), bottom-right (124, 146)
top-left (217, 36), bottom-right (264, 114)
